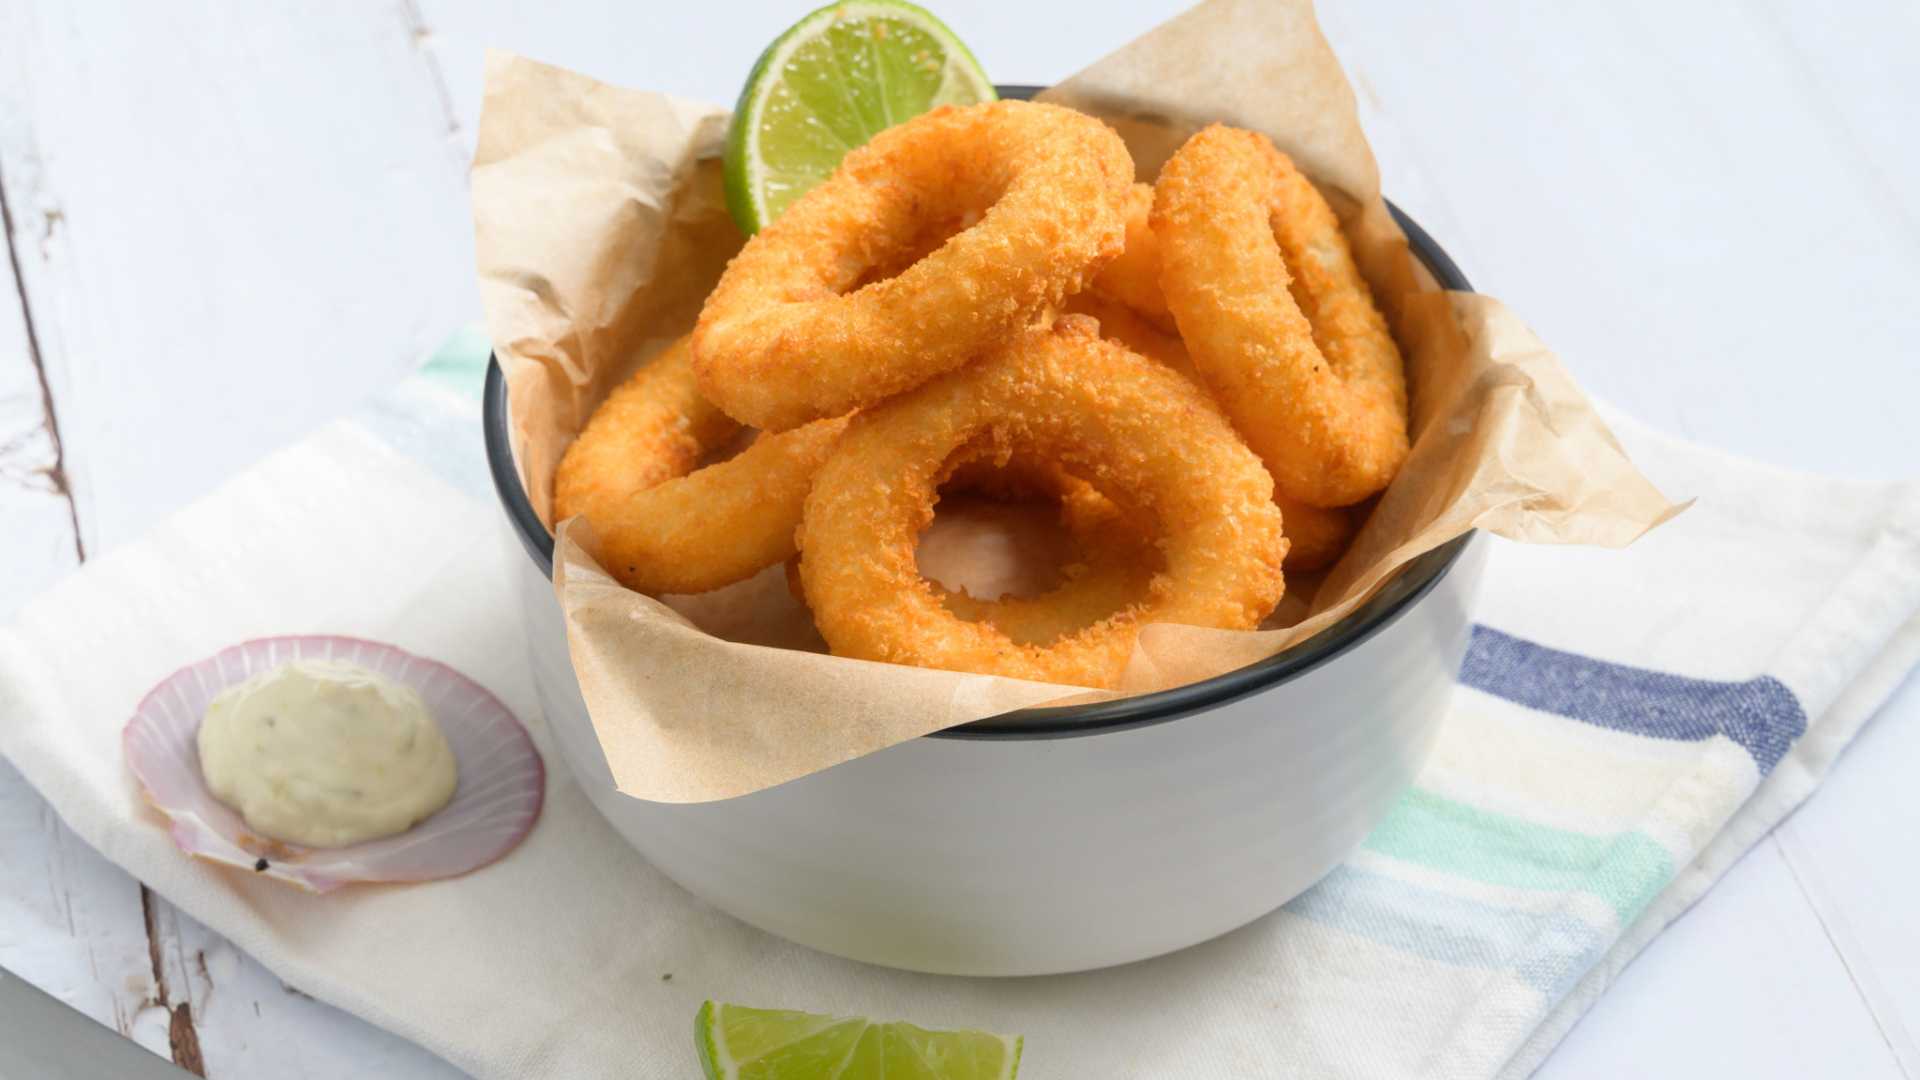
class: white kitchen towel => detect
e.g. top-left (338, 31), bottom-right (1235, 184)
top-left (2, 340), bottom-right (1917, 1079)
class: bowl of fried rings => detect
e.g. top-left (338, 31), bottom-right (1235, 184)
top-left (484, 85), bottom-right (1482, 976)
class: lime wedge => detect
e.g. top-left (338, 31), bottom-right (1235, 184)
top-left (725, 0), bottom-right (996, 233)
top-left (696, 1000), bottom-right (1022, 1080)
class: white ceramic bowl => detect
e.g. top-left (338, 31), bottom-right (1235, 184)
top-left (483, 194), bottom-right (1482, 976)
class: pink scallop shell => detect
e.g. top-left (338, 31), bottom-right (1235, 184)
top-left (123, 635), bottom-right (544, 893)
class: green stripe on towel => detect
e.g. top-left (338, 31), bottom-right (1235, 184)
top-left (420, 325), bottom-right (493, 399)
top-left (1363, 788), bottom-right (1672, 923)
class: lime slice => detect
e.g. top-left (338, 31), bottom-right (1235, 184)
top-left (696, 1000), bottom-right (1022, 1080)
top-left (725, 0), bottom-right (996, 233)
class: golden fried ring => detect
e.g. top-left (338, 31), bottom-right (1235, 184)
top-left (784, 448), bottom-right (1164, 642)
top-left (1269, 496), bottom-right (1354, 573)
top-left (1063, 292), bottom-right (1357, 572)
top-left (1154, 124), bottom-right (1409, 508)
top-left (1061, 290), bottom-right (1189, 376)
top-left (553, 336), bottom-right (738, 505)
top-left (694, 100), bottom-right (1134, 431)
top-left (554, 335), bottom-right (848, 595)
top-left (1087, 183), bottom-right (1174, 330)
top-left (782, 451), bottom-right (1159, 638)
top-left (934, 446), bottom-right (1161, 646)
top-left (796, 318), bottom-right (1287, 689)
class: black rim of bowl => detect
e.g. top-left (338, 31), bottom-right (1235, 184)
top-left (482, 83), bottom-right (1476, 741)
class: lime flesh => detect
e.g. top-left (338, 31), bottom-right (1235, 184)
top-left (725, 0), bottom-right (996, 233)
top-left (697, 1001), bottom-right (1022, 1080)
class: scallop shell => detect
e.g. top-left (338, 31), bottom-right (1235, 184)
top-left (123, 635), bottom-right (544, 892)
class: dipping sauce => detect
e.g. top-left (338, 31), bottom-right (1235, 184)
top-left (196, 659), bottom-right (457, 848)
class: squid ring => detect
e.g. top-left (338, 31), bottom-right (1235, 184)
top-left (554, 335), bottom-right (847, 595)
top-left (796, 318), bottom-right (1287, 689)
top-left (1086, 183), bottom-right (1174, 331)
top-left (694, 100), bottom-right (1134, 431)
top-left (933, 446), bottom-right (1162, 646)
top-left (1063, 291), bottom-right (1357, 572)
top-left (786, 449), bottom-right (1164, 644)
top-left (1154, 124), bottom-right (1409, 508)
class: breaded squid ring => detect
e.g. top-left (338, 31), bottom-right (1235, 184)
top-left (1087, 183), bottom-right (1173, 330)
top-left (781, 449), bottom-right (1157, 636)
top-left (784, 447), bottom-right (1163, 642)
top-left (694, 100), bottom-right (1134, 431)
top-left (933, 446), bottom-right (1161, 646)
top-left (1062, 290), bottom-right (1189, 376)
top-left (796, 318), bottom-right (1287, 689)
top-left (553, 336), bottom-right (739, 503)
top-left (1270, 495), bottom-right (1355, 573)
top-left (1063, 292), bottom-right (1357, 572)
top-left (554, 335), bottom-right (848, 595)
top-left (1154, 124), bottom-right (1409, 508)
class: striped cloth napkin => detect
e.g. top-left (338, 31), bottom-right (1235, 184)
top-left (2, 333), bottom-right (1916, 1079)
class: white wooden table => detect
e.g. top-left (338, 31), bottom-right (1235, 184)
top-left (2, 2), bottom-right (1915, 1076)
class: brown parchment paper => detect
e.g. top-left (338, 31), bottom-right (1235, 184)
top-left (474, 0), bottom-right (1683, 804)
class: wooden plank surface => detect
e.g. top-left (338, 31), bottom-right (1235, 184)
top-left (0, 70), bottom-right (81, 610)
top-left (0, 2), bottom-right (1915, 1077)
top-left (0, 1), bottom-right (472, 1075)
top-left (1, 97), bottom-right (166, 1067)
top-left (0, 0), bottom-right (476, 550)
top-left (1314, 0), bottom-right (1920, 476)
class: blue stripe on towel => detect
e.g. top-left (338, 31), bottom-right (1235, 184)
top-left (1460, 626), bottom-right (1807, 773)
top-left (1286, 865), bottom-right (1609, 998)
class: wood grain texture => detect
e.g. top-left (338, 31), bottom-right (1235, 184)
top-left (1314, 0), bottom-right (1920, 479)
top-left (0, 0), bottom-right (476, 1075)
top-left (139, 889), bottom-right (462, 1079)
top-left (1541, 838), bottom-right (1910, 1080)
top-left (0, 1), bottom-right (1915, 1077)
top-left (0, 58), bottom-right (162, 1066)
top-left (0, 0), bottom-right (477, 553)
top-left (0, 115), bottom-right (80, 610)
top-left (1772, 678), bottom-right (1920, 1073)
top-left (0, 758), bottom-right (167, 1055)
top-left (416, 0), bottom-right (1191, 149)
